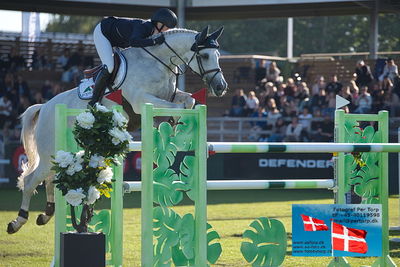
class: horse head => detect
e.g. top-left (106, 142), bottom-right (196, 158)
top-left (189, 26), bottom-right (228, 97)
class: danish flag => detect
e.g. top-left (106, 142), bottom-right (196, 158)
top-left (331, 222), bottom-right (368, 254)
top-left (300, 214), bottom-right (329, 231)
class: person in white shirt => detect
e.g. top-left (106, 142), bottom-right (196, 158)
top-left (298, 107), bottom-right (313, 131)
top-left (245, 90), bottom-right (259, 116)
top-left (285, 116), bottom-right (303, 141)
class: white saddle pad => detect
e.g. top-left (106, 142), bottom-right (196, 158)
top-left (77, 50), bottom-right (127, 100)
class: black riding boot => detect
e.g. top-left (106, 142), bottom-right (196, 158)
top-left (89, 65), bottom-right (111, 106)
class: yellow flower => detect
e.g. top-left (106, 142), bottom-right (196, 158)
top-left (98, 184), bottom-right (113, 198)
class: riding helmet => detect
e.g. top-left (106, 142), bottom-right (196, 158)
top-left (151, 8), bottom-right (178, 28)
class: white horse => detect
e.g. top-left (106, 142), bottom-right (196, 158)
top-left (7, 26), bottom-right (228, 234)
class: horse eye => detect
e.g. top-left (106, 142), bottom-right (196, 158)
top-left (201, 53), bottom-right (209, 60)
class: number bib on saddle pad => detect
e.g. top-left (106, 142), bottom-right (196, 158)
top-left (78, 50), bottom-right (127, 101)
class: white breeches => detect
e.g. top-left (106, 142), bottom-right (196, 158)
top-left (94, 23), bottom-right (114, 73)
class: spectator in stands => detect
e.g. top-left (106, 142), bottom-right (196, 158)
top-left (295, 81), bottom-right (310, 110)
top-left (44, 82), bottom-right (63, 100)
top-left (260, 82), bottom-right (279, 108)
top-left (311, 114), bottom-right (334, 142)
top-left (284, 78), bottom-right (297, 101)
top-left (383, 88), bottom-right (400, 116)
top-left (255, 59), bottom-right (268, 85)
top-left (62, 48), bottom-right (84, 83)
top-left (7, 47), bottom-right (25, 72)
top-left (323, 91), bottom-right (336, 118)
top-left (354, 86), bottom-right (372, 114)
top-left (371, 83), bottom-right (385, 113)
top-left (265, 98), bottom-right (282, 130)
top-left (245, 90), bottom-right (259, 116)
top-left (382, 76), bottom-right (394, 91)
top-left (355, 60), bottom-right (373, 87)
top-left (31, 47), bottom-right (51, 70)
top-left (266, 61), bottom-right (282, 84)
top-left (0, 93), bottom-right (13, 130)
top-left (14, 75), bottom-right (31, 104)
top-left (311, 75), bottom-right (326, 96)
top-left (298, 107), bottom-right (312, 132)
top-left (284, 116), bottom-right (303, 142)
top-left (41, 80), bottom-right (53, 99)
top-left (16, 94), bottom-right (31, 116)
top-left (32, 91), bottom-right (45, 104)
top-left (379, 58), bottom-right (398, 85)
top-left (267, 117), bottom-right (286, 142)
top-left (325, 74), bottom-right (342, 94)
top-left (229, 88), bottom-right (247, 117)
top-left (280, 95), bottom-right (298, 117)
top-left (339, 84), bottom-right (355, 112)
top-left (310, 88), bottom-right (327, 113)
top-left (57, 48), bottom-right (70, 70)
top-left (250, 106), bottom-right (267, 129)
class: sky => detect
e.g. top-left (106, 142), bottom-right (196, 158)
top-left (0, 10), bottom-right (50, 32)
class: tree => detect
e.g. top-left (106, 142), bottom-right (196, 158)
top-left (46, 15), bottom-right (101, 34)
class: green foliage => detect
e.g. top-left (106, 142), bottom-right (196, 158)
top-left (45, 13), bottom-right (400, 56)
top-left (46, 15), bottom-right (101, 33)
top-left (241, 217), bottom-right (287, 267)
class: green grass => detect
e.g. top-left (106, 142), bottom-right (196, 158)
top-left (0, 188), bottom-right (399, 266)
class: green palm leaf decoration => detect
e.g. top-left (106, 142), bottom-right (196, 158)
top-left (343, 120), bottom-right (382, 203)
top-left (153, 206), bottom-right (182, 266)
top-left (172, 115), bottom-right (198, 151)
top-left (171, 214), bottom-right (222, 266)
top-left (177, 155), bottom-right (197, 200)
top-left (241, 217), bottom-right (287, 267)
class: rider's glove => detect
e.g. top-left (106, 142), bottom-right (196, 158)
top-left (153, 35), bottom-right (165, 45)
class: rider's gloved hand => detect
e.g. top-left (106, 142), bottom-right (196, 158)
top-left (153, 34), bottom-right (165, 45)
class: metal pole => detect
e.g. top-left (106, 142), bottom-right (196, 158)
top-left (287, 17), bottom-right (293, 59)
top-left (369, 0), bottom-right (379, 59)
top-left (177, 0), bottom-right (186, 91)
top-left (390, 127), bottom-right (400, 240)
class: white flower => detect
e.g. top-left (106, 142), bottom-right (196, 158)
top-left (76, 112), bottom-right (95, 129)
top-left (54, 150), bottom-right (74, 168)
top-left (89, 154), bottom-right (106, 168)
top-left (112, 110), bottom-right (128, 127)
top-left (65, 188), bottom-right (85, 206)
top-left (97, 167), bottom-right (113, 184)
top-left (65, 152), bottom-right (84, 175)
top-left (123, 130), bottom-right (132, 142)
top-left (86, 186), bottom-right (100, 205)
top-left (95, 103), bottom-right (109, 113)
top-left (109, 127), bottom-right (126, 145)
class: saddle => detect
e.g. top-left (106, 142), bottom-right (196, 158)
top-left (78, 50), bottom-right (127, 101)
top-left (84, 51), bottom-right (122, 87)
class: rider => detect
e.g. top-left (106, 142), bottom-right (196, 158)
top-left (89, 8), bottom-right (178, 106)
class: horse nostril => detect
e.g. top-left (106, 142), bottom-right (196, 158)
top-left (216, 84), bottom-right (223, 92)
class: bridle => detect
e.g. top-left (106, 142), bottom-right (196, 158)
top-left (141, 34), bottom-right (222, 99)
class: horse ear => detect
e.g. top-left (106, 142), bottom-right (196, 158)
top-left (209, 26), bottom-right (224, 40)
top-left (196, 26), bottom-right (209, 44)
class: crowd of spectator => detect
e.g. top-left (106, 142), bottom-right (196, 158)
top-left (228, 59), bottom-right (400, 142)
top-left (0, 46), bottom-right (95, 143)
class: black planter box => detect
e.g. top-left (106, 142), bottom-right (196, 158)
top-left (60, 232), bottom-right (105, 267)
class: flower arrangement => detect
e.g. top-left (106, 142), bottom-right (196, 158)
top-left (52, 104), bottom-right (131, 232)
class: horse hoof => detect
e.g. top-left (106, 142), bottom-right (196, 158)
top-left (7, 222), bottom-right (18, 234)
top-left (36, 214), bottom-right (51, 226)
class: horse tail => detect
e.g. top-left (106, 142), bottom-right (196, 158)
top-left (17, 104), bottom-right (42, 190)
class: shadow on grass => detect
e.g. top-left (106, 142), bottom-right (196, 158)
top-left (0, 188), bottom-right (333, 211)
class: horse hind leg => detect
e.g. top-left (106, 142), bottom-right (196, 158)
top-left (7, 166), bottom-right (50, 234)
top-left (36, 176), bottom-right (55, 226)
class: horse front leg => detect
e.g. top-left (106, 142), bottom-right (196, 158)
top-left (172, 89), bottom-right (195, 110)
